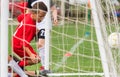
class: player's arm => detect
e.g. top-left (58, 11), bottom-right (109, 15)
top-left (17, 14), bottom-right (25, 23)
top-left (50, 1), bottom-right (58, 25)
top-left (23, 46), bottom-right (39, 63)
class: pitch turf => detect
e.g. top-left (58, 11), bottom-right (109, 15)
top-left (8, 23), bottom-right (103, 77)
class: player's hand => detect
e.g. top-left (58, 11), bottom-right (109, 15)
top-left (30, 54), bottom-right (40, 63)
top-left (53, 18), bottom-right (58, 26)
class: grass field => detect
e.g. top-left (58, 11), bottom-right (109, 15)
top-left (8, 22), bottom-right (104, 77)
top-left (50, 23), bottom-right (103, 73)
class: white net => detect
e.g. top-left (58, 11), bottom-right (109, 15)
top-left (48, 0), bottom-right (120, 77)
top-left (8, 0), bottom-right (120, 77)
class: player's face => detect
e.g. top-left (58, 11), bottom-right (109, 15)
top-left (35, 10), bottom-right (46, 22)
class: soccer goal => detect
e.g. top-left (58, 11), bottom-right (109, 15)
top-left (4, 0), bottom-right (120, 77)
top-left (46, 0), bottom-right (120, 77)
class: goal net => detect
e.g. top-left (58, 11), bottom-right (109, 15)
top-left (48, 0), bottom-right (120, 77)
top-left (7, 0), bottom-right (120, 77)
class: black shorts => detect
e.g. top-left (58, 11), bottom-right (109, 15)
top-left (36, 29), bottom-right (45, 40)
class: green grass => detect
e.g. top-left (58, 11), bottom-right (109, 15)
top-left (9, 23), bottom-right (103, 77)
top-left (49, 23), bottom-right (104, 77)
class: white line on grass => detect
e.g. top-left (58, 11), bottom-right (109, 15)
top-left (53, 36), bottom-right (87, 71)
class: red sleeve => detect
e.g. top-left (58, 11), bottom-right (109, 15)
top-left (17, 14), bottom-right (24, 22)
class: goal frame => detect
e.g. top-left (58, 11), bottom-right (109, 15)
top-left (0, 0), bottom-right (9, 77)
top-left (90, 0), bottom-right (116, 77)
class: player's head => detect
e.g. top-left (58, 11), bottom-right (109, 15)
top-left (31, 1), bottom-right (48, 22)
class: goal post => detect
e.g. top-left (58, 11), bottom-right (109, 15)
top-left (45, 0), bottom-right (51, 70)
top-left (0, 0), bottom-right (9, 77)
top-left (90, 0), bottom-right (117, 77)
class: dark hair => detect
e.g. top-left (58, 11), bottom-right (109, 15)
top-left (32, 2), bottom-right (48, 13)
top-left (27, 0), bottom-right (37, 8)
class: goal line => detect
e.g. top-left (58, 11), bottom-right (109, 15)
top-left (47, 72), bottom-right (104, 76)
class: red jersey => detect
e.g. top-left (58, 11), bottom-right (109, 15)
top-left (17, 14), bottom-right (25, 23)
top-left (13, 14), bottom-right (36, 46)
top-left (12, 14), bottom-right (37, 57)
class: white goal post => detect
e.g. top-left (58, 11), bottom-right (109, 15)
top-left (45, 0), bottom-right (51, 70)
top-left (0, 0), bottom-right (9, 77)
top-left (90, 0), bottom-right (117, 77)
